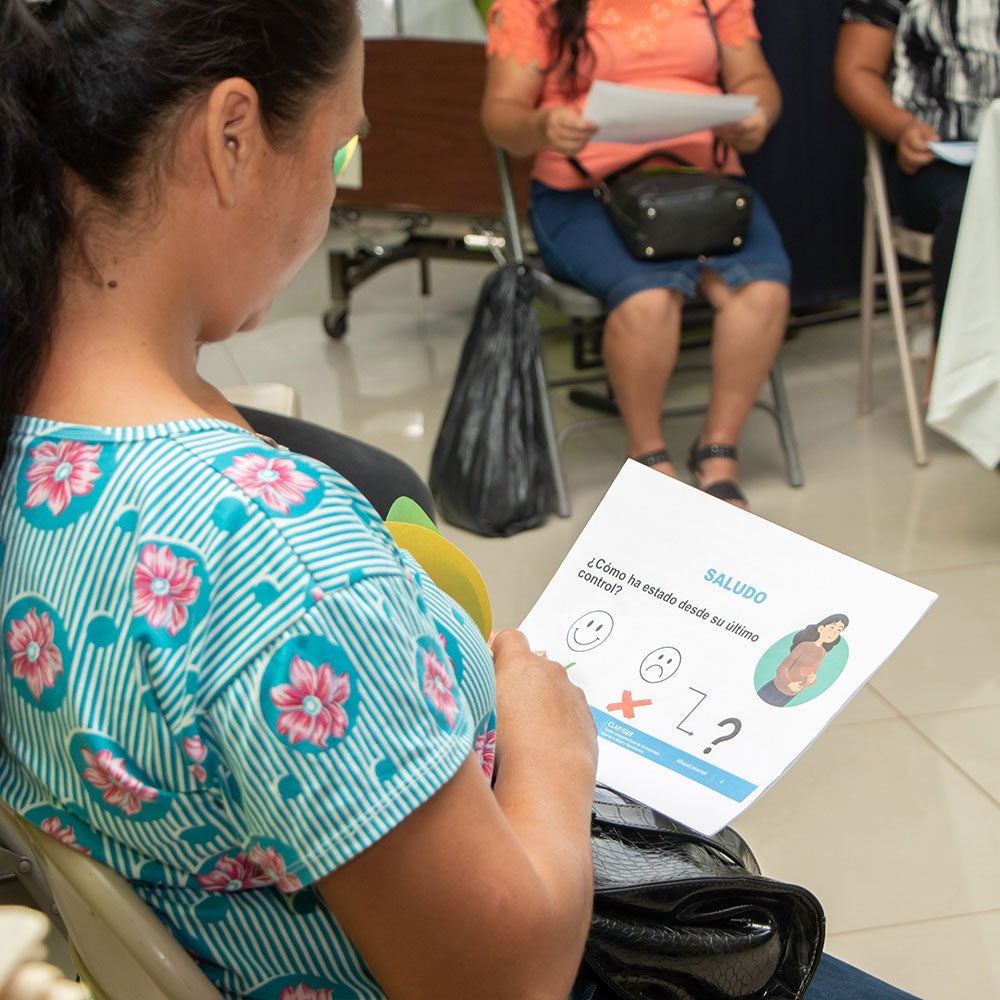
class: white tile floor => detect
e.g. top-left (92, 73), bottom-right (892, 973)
top-left (6, 227), bottom-right (998, 997)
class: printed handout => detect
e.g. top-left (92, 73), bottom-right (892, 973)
top-left (519, 462), bottom-right (936, 835)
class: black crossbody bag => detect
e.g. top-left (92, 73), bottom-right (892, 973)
top-left (567, 0), bottom-right (754, 263)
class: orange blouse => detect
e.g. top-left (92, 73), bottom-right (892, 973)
top-left (487, 0), bottom-right (762, 189)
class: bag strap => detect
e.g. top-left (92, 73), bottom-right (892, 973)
top-left (566, 148), bottom-right (698, 190)
top-left (699, 0), bottom-right (730, 172)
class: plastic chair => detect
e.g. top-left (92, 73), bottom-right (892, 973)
top-left (859, 131), bottom-right (932, 466)
top-left (0, 800), bottom-right (222, 1000)
top-left (0, 807), bottom-right (64, 938)
top-left (493, 147), bottom-right (804, 517)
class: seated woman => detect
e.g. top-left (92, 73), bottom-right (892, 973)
top-left (0, 0), bottom-right (923, 996)
top-left (481, 0), bottom-right (792, 508)
top-left (0, 2), bottom-right (597, 997)
top-left (834, 0), bottom-right (1000, 390)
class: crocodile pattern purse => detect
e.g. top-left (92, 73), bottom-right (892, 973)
top-left (584, 786), bottom-right (826, 1000)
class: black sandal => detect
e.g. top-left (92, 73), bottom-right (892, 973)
top-left (687, 441), bottom-right (747, 506)
top-left (633, 448), bottom-right (672, 468)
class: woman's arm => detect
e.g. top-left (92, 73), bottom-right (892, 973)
top-left (318, 629), bottom-right (598, 1000)
top-left (481, 54), bottom-right (596, 158)
top-left (833, 21), bottom-right (938, 174)
top-left (714, 39), bottom-right (782, 154)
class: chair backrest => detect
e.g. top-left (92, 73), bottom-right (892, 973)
top-left (0, 800), bottom-right (223, 1000)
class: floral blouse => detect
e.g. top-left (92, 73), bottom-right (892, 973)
top-left (0, 418), bottom-right (497, 999)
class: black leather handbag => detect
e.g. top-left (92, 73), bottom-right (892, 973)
top-left (568, 152), bottom-right (754, 263)
top-left (583, 786), bottom-right (826, 1000)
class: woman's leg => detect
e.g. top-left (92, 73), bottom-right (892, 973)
top-left (236, 405), bottom-right (435, 520)
top-left (693, 272), bottom-right (789, 504)
top-left (805, 953), bottom-right (922, 999)
top-left (601, 288), bottom-right (686, 476)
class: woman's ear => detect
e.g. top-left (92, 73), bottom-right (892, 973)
top-left (203, 78), bottom-right (263, 209)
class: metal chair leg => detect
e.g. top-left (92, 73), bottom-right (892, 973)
top-left (769, 360), bottom-right (804, 488)
top-left (533, 354), bottom-right (571, 517)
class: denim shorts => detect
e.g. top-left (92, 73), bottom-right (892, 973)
top-left (529, 178), bottom-right (791, 311)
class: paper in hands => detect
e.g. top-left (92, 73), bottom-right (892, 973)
top-left (928, 141), bottom-right (977, 166)
top-left (519, 462), bottom-right (936, 835)
top-left (583, 81), bottom-right (758, 144)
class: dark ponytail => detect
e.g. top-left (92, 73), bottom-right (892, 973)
top-left (0, 0), bottom-right (359, 473)
top-left (545, 0), bottom-right (593, 98)
top-left (0, 0), bottom-right (68, 474)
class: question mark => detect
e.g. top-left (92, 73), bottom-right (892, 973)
top-left (703, 717), bottom-right (742, 754)
top-left (614, 584), bottom-right (622, 596)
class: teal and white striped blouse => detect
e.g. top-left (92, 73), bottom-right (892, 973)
top-left (0, 417), bottom-right (497, 999)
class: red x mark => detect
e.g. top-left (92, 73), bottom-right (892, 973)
top-left (607, 690), bottom-right (653, 719)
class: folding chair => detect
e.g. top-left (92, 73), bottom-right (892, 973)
top-left (494, 147), bottom-right (804, 517)
top-left (859, 130), bottom-right (932, 466)
top-left (0, 800), bottom-right (222, 1000)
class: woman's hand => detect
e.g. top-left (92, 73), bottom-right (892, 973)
top-left (895, 120), bottom-right (939, 174)
top-left (714, 109), bottom-right (770, 155)
top-left (541, 105), bottom-right (598, 156)
top-left (490, 628), bottom-right (598, 773)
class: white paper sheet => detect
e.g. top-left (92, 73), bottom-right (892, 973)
top-left (582, 81), bottom-right (758, 144)
top-left (928, 141), bottom-right (977, 166)
top-left (519, 462), bottom-right (936, 835)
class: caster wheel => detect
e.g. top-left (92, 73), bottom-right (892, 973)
top-left (323, 309), bottom-right (348, 340)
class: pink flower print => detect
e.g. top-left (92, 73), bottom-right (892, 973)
top-left (81, 747), bottom-right (158, 817)
top-left (270, 655), bottom-right (350, 748)
top-left (280, 987), bottom-right (334, 1000)
top-left (195, 852), bottom-right (271, 892)
top-left (132, 544), bottom-right (201, 636)
top-left (422, 647), bottom-right (458, 729)
top-left (25, 440), bottom-right (102, 516)
top-left (475, 727), bottom-right (497, 780)
top-left (248, 844), bottom-right (303, 893)
top-left (183, 735), bottom-right (208, 782)
top-left (183, 735), bottom-right (207, 763)
top-left (40, 817), bottom-right (90, 855)
top-left (223, 454), bottom-right (318, 514)
top-left (6, 608), bottom-right (64, 701)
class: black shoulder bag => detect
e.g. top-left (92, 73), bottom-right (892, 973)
top-left (584, 786), bottom-right (826, 1000)
top-left (567, 0), bottom-right (754, 263)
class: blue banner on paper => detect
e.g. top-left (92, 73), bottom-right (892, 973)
top-left (591, 708), bottom-right (757, 802)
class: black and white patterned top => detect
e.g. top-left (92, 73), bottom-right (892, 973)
top-left (842, 0), bottom-right (1000, 140)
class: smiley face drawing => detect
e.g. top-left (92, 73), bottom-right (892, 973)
top-left (566, 611), bottom-right (614, 652)
top-left (638, 646), bottom-right (682, 683)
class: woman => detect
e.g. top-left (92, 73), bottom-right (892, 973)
top-left (481, 0), bottom-right (792, 508)
top-left (0, 1), bottom-right (598, 997)
top-left (757, 614), bottom-right (850, 707)
top-left (0, 1), bottom-right (923, 997)
top-left (834, 0), bottom-right (1000, 391)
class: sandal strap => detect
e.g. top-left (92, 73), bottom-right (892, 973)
top-left (633, 448), bottom-right (672, 468)
top-left (702, 479), bottom-right (747, 505)
top-left (688, 441), bottom-right (739, 471)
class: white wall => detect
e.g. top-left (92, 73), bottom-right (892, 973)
top-left (359, 0), bottom-right (486, 40)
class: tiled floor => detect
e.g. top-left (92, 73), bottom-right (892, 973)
top-left (6, 225), bottom-right (998, 997)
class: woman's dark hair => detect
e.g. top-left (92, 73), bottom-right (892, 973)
top-left (792, 614), bottom-right (850, 652)
top-left (544, 0), bottom-right (593, 97)
top-left (0, 0), bottom-right (359, 472)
